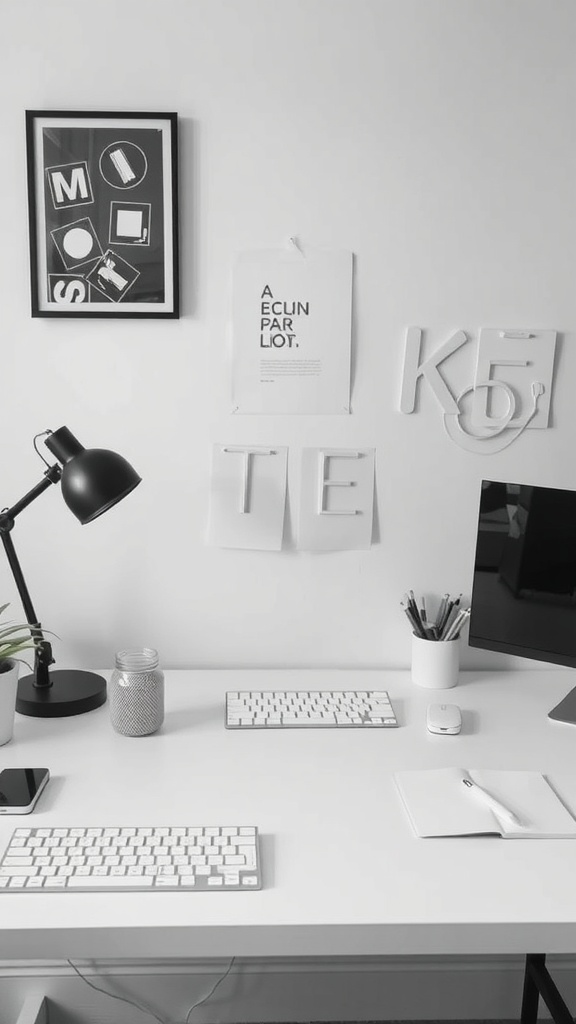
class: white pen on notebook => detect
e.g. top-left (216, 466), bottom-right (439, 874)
top-left (460, 773), bottom-right (524, 828)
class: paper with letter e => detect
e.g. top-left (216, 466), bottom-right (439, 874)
top-left (207, 444), bottom-right (288, 550)
top-left (231, 247), bottom-right (352, 414)
top-left (298, 448), bottom-right (375, 551)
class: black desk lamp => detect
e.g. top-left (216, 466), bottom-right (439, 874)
top-left (0, 426), bottom-right (141, 718)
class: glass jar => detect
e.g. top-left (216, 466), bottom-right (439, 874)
top-left (109, 648), bottom-right (164, 736)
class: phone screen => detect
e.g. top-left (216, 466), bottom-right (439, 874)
top-left (0, 769), bottom-right (49, 808)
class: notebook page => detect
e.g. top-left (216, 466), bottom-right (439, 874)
top-left (394, 768), bottom-right (501, 837)
top-left (472, 770), bottom-right (576, 838)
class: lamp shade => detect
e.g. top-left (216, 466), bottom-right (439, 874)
top-left (45, 426), bottom-right (141, 524)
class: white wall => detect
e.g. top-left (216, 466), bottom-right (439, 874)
top-left (2, 0), bottom-right (575, 672)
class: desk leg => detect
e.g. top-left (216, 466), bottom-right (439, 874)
top-left (521, 954), bottom-right (574, 1024)
top-left (521, 954), bottom-right (542, 1024)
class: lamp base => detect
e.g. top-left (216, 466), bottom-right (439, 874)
top-left (16, 670), bottom-right (107, 718)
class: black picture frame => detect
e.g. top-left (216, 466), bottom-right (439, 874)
top-left (26, 110), bottom-right (179, 318)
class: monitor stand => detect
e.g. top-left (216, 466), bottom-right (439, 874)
top-left (548, 687), bottom-right (576, 726)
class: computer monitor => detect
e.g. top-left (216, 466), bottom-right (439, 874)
top-left (469, 479), bottom-right (576, 726)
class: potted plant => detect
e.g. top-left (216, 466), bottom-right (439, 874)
top-left (0, 603), bottom-right (44, 745)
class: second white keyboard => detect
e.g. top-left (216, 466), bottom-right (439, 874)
top-left (226, 690), bottom-right (398, 728)
top-left (0, 825), bottom-right (261, 892)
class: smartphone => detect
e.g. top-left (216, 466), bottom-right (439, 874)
top-left (0, 768), bottom-right (50, 814)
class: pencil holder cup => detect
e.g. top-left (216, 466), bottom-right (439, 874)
top-left (411, 634), bottom-right (460, 689)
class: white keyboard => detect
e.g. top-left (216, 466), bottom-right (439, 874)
top-left (0, 825), bottom-right (261, 892)
top-left (226, 690), bottom-right (398, 728)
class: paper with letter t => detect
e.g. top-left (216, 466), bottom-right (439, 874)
top-left (207, 444), bottom-right (288, 550)
top-left (231, 247), bottom-right (352, 414)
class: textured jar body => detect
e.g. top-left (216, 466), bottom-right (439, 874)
top-left (109, 648), bottom-right (164, 736)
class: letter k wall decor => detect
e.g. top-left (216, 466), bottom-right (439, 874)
top-left (400, 326), bottom-right (556, 454)
top-left (26, 111), bottom-right (179, 318)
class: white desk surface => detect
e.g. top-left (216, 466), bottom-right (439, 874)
top-left (1, 668), bottom-right (576, 961)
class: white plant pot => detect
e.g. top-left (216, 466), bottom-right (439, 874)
top-left (0, 659), bottom-right (19, 745)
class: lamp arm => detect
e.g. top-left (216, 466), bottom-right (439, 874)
top-left (0, 465), bottom-right (62, 690)
top-left (4, 464), bottom-right (61, 520)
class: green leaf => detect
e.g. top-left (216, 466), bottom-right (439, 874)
top-left (0, 634), bottom-right (40, 647)
top-left (0, 642), bottom-right (37, 658)
top-left (0, 603), bottom-right (57, 663)
top-left (0, 625), bottom-right (59, 644)
top-left (0, 624), bottom-right (42, 641)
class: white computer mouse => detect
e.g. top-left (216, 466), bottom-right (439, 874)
top-left (426, 702), bottom-right (462, 735)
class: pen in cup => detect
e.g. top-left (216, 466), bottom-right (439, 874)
top-left (443, 608), bottom-right (470, 642)
top-left (436, 593), bottom-right (449, 629)
top-left (401, 591), bottom-right (469, 641)
top-left (401, 598), bottom-right (427, 639)
top-left (439, 594), bottom-right (462, 637)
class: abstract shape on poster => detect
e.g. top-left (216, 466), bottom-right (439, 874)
top-left (86, 249), bottom-right (140, 302)
top-left (48, 275), bottom-right (94, 304)
top-left (45, 161), bottom-right (94, 210)
top-left (109, 202), bottom-right (151, 245)
top-left (99, 142), bottom-right (148, 189)
top-left (50, 218), bottom-right (103, 270)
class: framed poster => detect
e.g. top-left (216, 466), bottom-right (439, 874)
top-left (26, 110), bottom-right (179, 318)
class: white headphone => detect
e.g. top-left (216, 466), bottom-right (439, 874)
top-left (443, 380), bottom-right (545, 453)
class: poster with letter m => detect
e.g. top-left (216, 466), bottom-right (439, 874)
top-left (26, 110), bottom-right (179, 318)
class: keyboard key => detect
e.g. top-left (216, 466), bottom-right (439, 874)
top-left (67, 874), bottom-right (154, 888)
top-left (239, 846), bottom-right (257, 868)
top-left (0, 865), bottom-right (38, 877)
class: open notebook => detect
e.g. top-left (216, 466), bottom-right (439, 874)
top-left (394, 768), bottom-right (576, 838)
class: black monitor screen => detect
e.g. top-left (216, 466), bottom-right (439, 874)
top-left (469, 480), bottom-right (576, 668)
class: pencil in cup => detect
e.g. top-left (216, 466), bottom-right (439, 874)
top-left (401, 592), bottom-right (470, 642)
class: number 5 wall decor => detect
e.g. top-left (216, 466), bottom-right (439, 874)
top-left (25, 110), bottom-right (179, 318)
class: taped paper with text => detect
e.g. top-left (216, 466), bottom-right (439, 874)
top-left (231, 247), bottom-right (352, 414)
